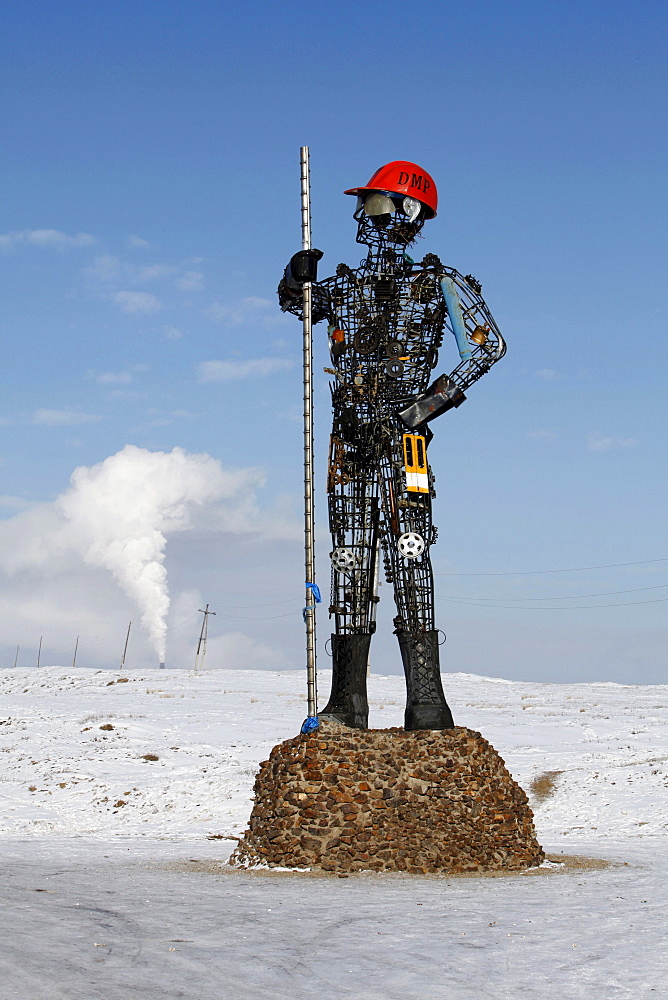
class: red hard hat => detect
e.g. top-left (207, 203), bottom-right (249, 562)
top-left (344, 161), bottom-right (438, 218)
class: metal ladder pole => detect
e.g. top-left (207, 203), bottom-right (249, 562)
top-left (300, 145), bottom-right (317, 719)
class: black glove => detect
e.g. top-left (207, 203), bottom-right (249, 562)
top-left (282, 249), bottom-right (324, 295)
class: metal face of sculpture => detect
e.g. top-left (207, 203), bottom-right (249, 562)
top-left (279, 161), bottom-right (506, 732)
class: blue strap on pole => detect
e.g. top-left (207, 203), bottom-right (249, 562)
top-left (301, 716), bottom-right (320, 734)
top-left (303, 582), bottom-right (321, 622)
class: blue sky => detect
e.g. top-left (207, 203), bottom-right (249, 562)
top-left (0, 0), bottom-right (665, 683)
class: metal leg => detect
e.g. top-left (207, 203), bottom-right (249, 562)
top-left (320, 632), bottom-right (371, 730)
top-left (398, 629), bottom-right (454, 730)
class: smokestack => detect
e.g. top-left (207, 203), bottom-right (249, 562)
top-left (159, 660), bottom-right (165, 669)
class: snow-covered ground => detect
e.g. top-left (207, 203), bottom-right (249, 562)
top-left (1, 666), bottom-right (666, 998)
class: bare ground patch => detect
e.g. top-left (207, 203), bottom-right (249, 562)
top-left (543, 854), bottom-right (615, 872)
top-left (530, 770), bottom-right (563, 801)
top-left (158, 852), bottom-right (616, 880)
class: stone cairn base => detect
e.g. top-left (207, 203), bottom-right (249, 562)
top-left (231, 720), bottom-right (544, 874)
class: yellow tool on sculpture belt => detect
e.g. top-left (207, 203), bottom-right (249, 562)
top-left (402, 433), bottom-right (429, 493)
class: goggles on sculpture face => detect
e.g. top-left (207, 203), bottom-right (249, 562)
top-left (355, 191), bottom-right (423, 223)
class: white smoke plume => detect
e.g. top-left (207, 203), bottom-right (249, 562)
top-left (0, 445), bottom-right (264, 662)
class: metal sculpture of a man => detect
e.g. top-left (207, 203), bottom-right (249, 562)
top-left (279, 161), bottom-right (505, 731)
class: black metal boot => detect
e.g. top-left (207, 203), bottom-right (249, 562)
top-left (398, 629), bottom-right (454, 730)
top-left (319, 632), bottom-right (371, 730)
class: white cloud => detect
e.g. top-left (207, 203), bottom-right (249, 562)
top-left (84, 254), bottom-right (123, 283)
top-left (147, 408), bottom-right (202, 427)
top-left (164, 325), bottom-right (183, 340)
top-left (96, 371), bottom-right (133, 385)
top-left (32, 409), bottom-right (102, 427)
top-left (133, 263), bottom-right (176, 282)
top-left (127, 235), bottom-right (151, 248)
top-left (115, 290), bottom-right (162, 314)
top-left (176, 270), bottom-right (204, 291)
top-left (534, 368), bottom-right (560, 381)
top-left (85, 254), bottom-right (204, 307)
top-left (0, 229), bottom-right (95, 250)
top-left (92, 364), bottom-right (149, 385)
top-left (0, 496), bottom-right (35, 513)
top-left (197, 358), bottom-right (294, 382)
top-left (587, 433), bottom-right (637, 452)
top-left (205, 296), bottom-right (288, 326)
top-left (527, 429), bottom-right (558, 440)
top-left (204, 631), bottom-right (291, 670)
top-left (0, 571), bottom-right (128, 659)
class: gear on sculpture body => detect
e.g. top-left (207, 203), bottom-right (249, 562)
top-left (278, 160), bottom-right (506, 731)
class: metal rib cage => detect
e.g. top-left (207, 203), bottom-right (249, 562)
top-left (321, 253), bottom-right (505, 406)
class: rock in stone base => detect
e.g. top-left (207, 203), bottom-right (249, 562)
top-left (231, 721), bottom-right (544, 874)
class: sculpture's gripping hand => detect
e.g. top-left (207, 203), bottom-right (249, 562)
top-left (280, 249), bottom-right (324, 298)
top-left (278, 249), bottom-right (330, 324)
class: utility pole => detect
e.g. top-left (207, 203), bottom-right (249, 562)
top-left (120, 621), bottom-right (131, 671)
top-left (194, 604), bottom-right (216, 672)
top-left (36, 636), bottom-right (42, 669)
top-left (13, 645), bottom-right (19, 669)
top-left (72, 635), bottom-right (79, 669)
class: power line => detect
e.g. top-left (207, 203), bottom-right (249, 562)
top-left (434, 557), bottom-right (668, 577)
top-left (165, 613), bottom-right (200, 633)
top-left (436, 584), bottom-right (668, 602)
top-left (440, 597), bottom-right (668, 610)
top-left (215, 610), bottom-right (301, 622)
top-left (210, 598), bottom-right (303, 609)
